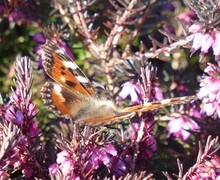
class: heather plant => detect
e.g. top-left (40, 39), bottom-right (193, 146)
top-left (1, 0), bottom-right (220, 179)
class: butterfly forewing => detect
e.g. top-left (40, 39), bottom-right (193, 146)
top-left (42, 41), bottom-right (95, 96)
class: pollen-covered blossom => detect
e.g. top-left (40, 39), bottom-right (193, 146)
top-left (198, 63), bottom-right (220, 118)
top-left (188, 1), bottom-right (220, 60)
top-left (167, 108), bottom-right (200, 140)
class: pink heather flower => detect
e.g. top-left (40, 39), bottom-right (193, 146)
top-left (190, 155), bottom-right (220, 179)
top-left (188, 0), bottom-right (220, 60)
top-left (59, 160), bottom-right (75, 176)
top-left (86, 144), bottom-right (118, 172)
top-left (152, 86), bottom-right (164, 101)
top-left (49, 163), bottom-right (59, 175)
top-left (119, 81), bottom-right (143, 104)
top-left (50, 150), bottom-right (76, 178)
top-left (0, 170), bottom-right (9, 179)
top-left (167, 111), bottom-right (200, 140)
top-left (212, 29), bottom-right (220, 57)
top-left (0, 57), bottom-right (41, 178)
top-left (178, 9), bottom-right (197, 26)
top-left (189, 24), bottom-right (219, 59)
top-left (111, 155), bottom-right (132, 177)
top-left (198, 63), bottom-right (220, 118)
top-left (56, 150), bottom-right (71, 164)
top-left (4, 105), bottom-right (22, 125)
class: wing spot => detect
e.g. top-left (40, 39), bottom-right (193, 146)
top-left (61, 66), bottom-right (65, 70)
top-left (65, 80), bottom-right (76, 87)
top-left (61, 71), bottom-right (66, 75)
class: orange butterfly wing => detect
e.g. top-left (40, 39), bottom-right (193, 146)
top-left (42, 40), bottom-right (94, 96)
top-left (41, 82), bottom-right (89, 118)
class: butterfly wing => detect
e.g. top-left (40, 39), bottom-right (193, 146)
top-left (41, 82), bottom-right (89, 119)
top-left (82, 111), bottom-right (135, 125)
top-left (42, 40), bottom-right (95, 96)
top-left (121, 95), bottom-right (197, 113)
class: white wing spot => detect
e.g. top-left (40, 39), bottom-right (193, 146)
top-left (63, 61), bottom-right (78, 69)
top-left (54, 84), bottom-right (62, 93)
top-left (76, 76), bottom-right (89, 83)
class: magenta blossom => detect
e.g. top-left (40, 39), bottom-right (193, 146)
top-left (85, 144), bottom-right (118, 173)
top-left (198, 63), bottom-right (220, 118)
top-left (0, 1), bottom-right (49, 25)
top-left (189, 24), bottom-right (220, 59)
top-left (49, 150), bottom-right (78, 179)
top-left (167, 108), bottom-right (200, 140)
top-left (119, 81), bottom-right (144, 104)
top-left (188, 0), bottom-right (220, 60)
top-left (178, 9), bottom-right (197, 26)
top-left (119, 81), bottom-right (163, 105)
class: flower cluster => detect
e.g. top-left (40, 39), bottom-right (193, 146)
top-left (164, 137), bottom-right (220, 179)
top-left (190, 154), bottom-right (220, 179)
top-left (118, 59), bottom-right (164, 105)
top-left (188, 1), bottom-right (220, 60)
top-left (49, 122), bottom-right (156, 179)
top-left (167, 107), bottom-right (200, 140)
top-left (198, 63), bottom-right (220, 118)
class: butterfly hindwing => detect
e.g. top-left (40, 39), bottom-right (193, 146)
top-left (41, 82), bottom-right (88, 118)
top-left (42, 40), bottom-right (95, 96)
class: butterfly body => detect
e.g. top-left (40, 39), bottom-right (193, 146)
top-left (41, 40), bottom-right (196, 125)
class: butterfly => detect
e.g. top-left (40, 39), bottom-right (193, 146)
top-left (41, 40), bottom-right (196, 125)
